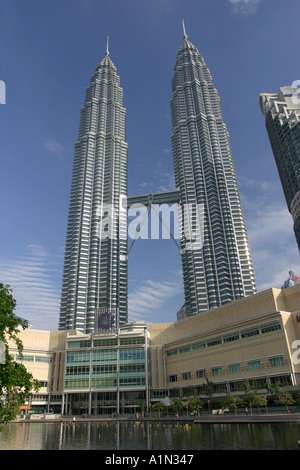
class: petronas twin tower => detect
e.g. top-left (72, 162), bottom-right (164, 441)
top-left (59, 25), bottom-right (256, 333)
top-left (59, 45), bottom-right (128, 333)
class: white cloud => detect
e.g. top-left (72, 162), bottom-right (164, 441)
top-left (0, 244), bottom-right (61, 330)
top-left (153, 166), bottom-right (176, 193)
top-left (227, 0), bottom-right (262, 14)
top-left (128, 278), bottom-right (182, 322)
top-left (238, 176), bottom-right (278, 193)
top-left (246, 204), bottom-right (300, 292)
top-left (44, 137), bottom-right (65, 160)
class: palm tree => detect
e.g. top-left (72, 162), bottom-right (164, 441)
top-left (152, 402), bottom-right (165, 418)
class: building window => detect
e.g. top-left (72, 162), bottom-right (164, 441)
top-left (166, 350), bottom-right (178, 357)
top-left (179, 346), bottom-right (191, 354)
top-left (211, 366), bottom-right (222, 377)
top-left (229, 363), bottom-right (241, 374)
top-left (119, 377), bottom-right (146, 387)
top-left (94, 339), bottom-right (117, 347)
top-left (223, 334), bottom-right (239, 343)
top-left (269, 356), bottom-right (284, 368)
top-left (192, 342), bottom-right (205, 351)
top-left (247, 360), bottom-right (261, 371)
top-left (241, 329), bottom-right (259, 339)
top-left (196, 369), bottom-right (206, 379)
top-left (207, 338), bottom-right (222, 347)
top-left (35, 356), bottom-right (53, 363)
top-left (182, 372), bottom-right (191, 381)
top-left (119, 348), bottom-right (145, 361)
top-left (261, 323), bottom-right (281, 334)
top-left (39, 381), bottom-right (48, 388)
top-left (169, 374), bottom-right (177, 383)
top-left (67, 340), bottom-right (91, 349)
top-left (17, 355), bottom-right (34, 362)
top-left (120, 337), bottom-right (145, 346)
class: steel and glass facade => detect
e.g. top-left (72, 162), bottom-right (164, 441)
top-left (59, 48), bottom-right (128, 333)
top-left (170, 31), bottom-right (256, 316)
top-left (260, 86), bottom-right (300, 251)
top-left (62, 323), bottom-right (149, 415)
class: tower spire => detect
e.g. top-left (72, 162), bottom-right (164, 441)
top-left (106, 36), bottom-right (109, 56)
top-left (182, 19), bottom-right (188, 39)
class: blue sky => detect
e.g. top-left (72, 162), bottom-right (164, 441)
top-left (0, 0), bottom-right (299, 330)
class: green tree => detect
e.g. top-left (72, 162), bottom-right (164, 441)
top-left (274, 390), bottom-right (295, 413)
top-left (0, 283), bottom-right (40, 429)
top-left (223, 394), bottom-right (245, 413)
top-left (152, 401), bottom-right (166, 417)
top-left (243, 380), bottom-right (259, 414)
top-left (251, 395), bottom-right (267, 415)
top-left (269, 382), bottom-right (295, 413)
top-left (171, 398), bottom-right (185, 415)
top-left (186, 395), bottom-right (203, 414)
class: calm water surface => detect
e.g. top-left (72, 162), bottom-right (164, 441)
top-left (0, 421), bottom-right (300, 450)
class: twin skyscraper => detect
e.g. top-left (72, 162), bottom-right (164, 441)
top-left (59, 25), bottom-right (257, 334)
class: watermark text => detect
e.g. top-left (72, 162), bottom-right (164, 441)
top-left (0, 340), bottom-right (5, 364)
top-left (94, 196), bottom-right (205, 251)
top-left (0, 80), bottom-right (6, 104)
top-left (291, 80), bottom-right (300, 105)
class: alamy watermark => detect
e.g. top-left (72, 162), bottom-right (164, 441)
top-left (0, 80), bottom-right (6, 104)
top-left (291, 80), bottom-right (300, 105)
top-left (291, 340), bottom-right (300, 365)
top-left (0, 340), bottom-right (5, 364)
top-left (94, 195), bottom-right (205, 251)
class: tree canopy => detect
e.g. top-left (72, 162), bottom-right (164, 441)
top-left (0, 283), bottom-right (40, 428)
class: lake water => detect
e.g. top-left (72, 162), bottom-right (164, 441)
top-left (1, 420), bottom-right (300, 451)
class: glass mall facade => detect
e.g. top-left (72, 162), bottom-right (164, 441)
top-left (62, 323), bottom-right (149, 415)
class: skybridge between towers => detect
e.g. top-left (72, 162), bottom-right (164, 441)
top-left (126, 189), bottom-right (182, 255)
top-left (127, 189), bottom-right (181, 208)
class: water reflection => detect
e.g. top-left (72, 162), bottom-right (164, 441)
top-left (0, 421), bottom-right (299, 450)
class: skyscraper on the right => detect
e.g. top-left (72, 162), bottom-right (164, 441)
top-left (260, 86), bottom-right (300, 251)
top-left (171, 25), bottom-right (256, 317)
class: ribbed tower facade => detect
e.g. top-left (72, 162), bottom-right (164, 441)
top-left (59, 46), bottom-right (128, 333)
top-left (171, 27), bottom-right (256, 316)
top-left (260, 86), bottom-right (300, 251)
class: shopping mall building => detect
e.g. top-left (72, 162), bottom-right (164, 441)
top-left (7, 284), bottom-right (300, 415)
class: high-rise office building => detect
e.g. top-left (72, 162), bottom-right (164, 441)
top-left (170, 24), bottom-right (256, 316)
top-left (260, 86), bottom-right (300, 251)
top-left (59, 43), bottom-right (128, 333)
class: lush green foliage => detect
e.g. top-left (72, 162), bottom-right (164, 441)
top-left (0, 283), bottom-right (40, 429)
top-left (269, 382), bottom-right (295, 411)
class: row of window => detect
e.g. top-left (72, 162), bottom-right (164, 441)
top-left (168, 355), bottom-right (285, 383)
top-left (66, 363), bottom-right (146, 377)
top-left (65, 376), bottom-right (146, 390)
top-left (67, 336), bottom-right (145, 349)
top-left (14, 355), bottom-right (53, 363)
top-left (66, 347), bottom-right (146, 364)
top-left (166, 321), bottom-right (281, 357)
